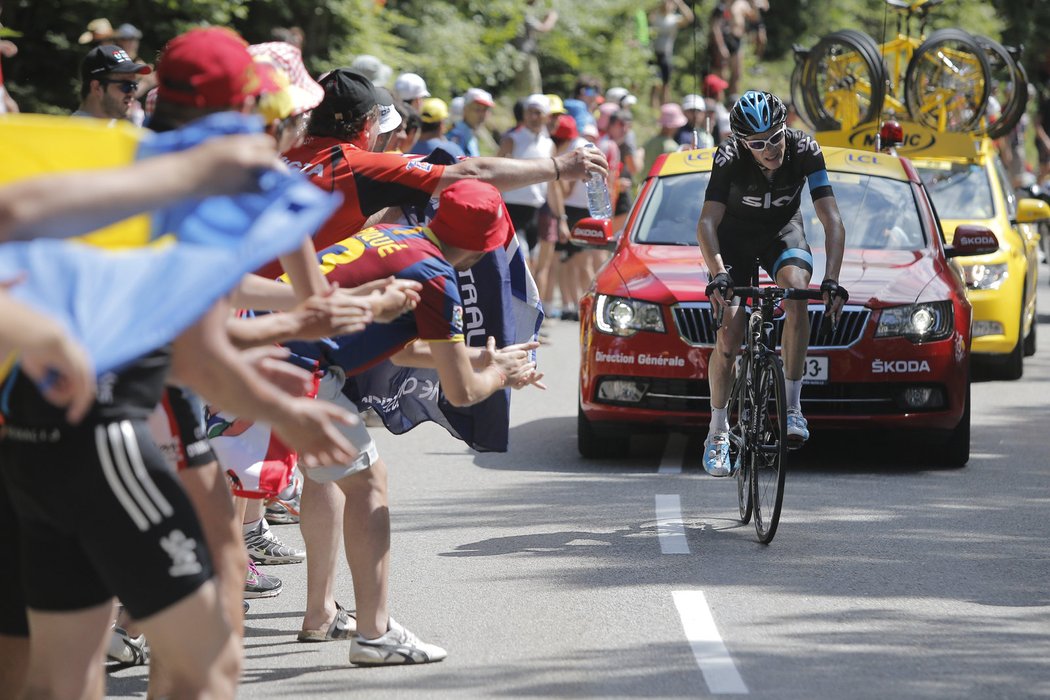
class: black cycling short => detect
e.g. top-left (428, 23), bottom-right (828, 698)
top-left (161, 386), bottom-right (217, 470)
top-left (0, 418), bottom-right (213, 620)
top-left (0, 471), bottom-right (28, 636)
top-left (555, 205), bottom-right (590, 259)
top-left (718, 210), bottom-right (813, 288)
top-left (653, 51), bottom-right (672, 84)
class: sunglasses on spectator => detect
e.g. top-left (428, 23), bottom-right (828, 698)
top-left (743, 126), bottom-right (786, 151)
top-left (100, 79), bottom-right (139, 95)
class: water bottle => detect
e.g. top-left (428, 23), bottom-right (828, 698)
top-left (583, 143), bottom-right (613, 220)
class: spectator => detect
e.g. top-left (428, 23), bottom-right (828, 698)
top-left (606, 86), bottom-right (638, 110)
top-left (271, 26), bottom-right (304, 49)
top-left (709, 1), bottom-right (750, 97)
top-left (748, 0), bottom-right (769, 65)
top-left (73, 44), bottom-right (151, 121)
top-left (112, 23), bottom-right (143, 59)
top-left (550, 115), bottom-right (593, 321)
top-left (409, 97), bottom-right (465, 159)
top-left (393, 71), bottom-right (429, 112)
top-left (350, 54), bottom-right (393, 88)
top-left (498, 93), bottom-right (554, 259)
top-left (447, 87), bottom-right (494, 157)
top-left (648, 0), bottom-right (694, 109)
top-left (703, 74), bottom-right (732, 137)
top-left (372, 87), bottom-right (404, 152)
top-left (573, 75), bottom-right (603, 113)
top-left (644, 103), bottom-right (688, 175)
top-left (77, 17), bottom-right (114, 45)
top-left (391, 102), bottom-right (422, 153)
top-left (514, 0), bottom-right (558, 94)
top-left (0, 7), bottom-right (19, 114)
top-left (677, 94), bottom-right (716, 146)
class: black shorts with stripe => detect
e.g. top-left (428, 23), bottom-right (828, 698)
top-left (717, 210), bottom-right (812, 288)
top-left (0, 418), bottom-right (213, 621)
top-left (162, 386), bottom-right (217, 470)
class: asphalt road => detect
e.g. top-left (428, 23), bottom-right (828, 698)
top-left (109, 277), bottom-right (1050, 699)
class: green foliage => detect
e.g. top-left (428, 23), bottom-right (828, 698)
top-left (0, 0), bottom-right (1041, 121)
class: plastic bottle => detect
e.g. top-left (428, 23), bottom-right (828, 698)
top-left (583, 143), bottom-right (613, 220)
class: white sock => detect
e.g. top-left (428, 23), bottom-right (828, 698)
top-left (786, 379), bottom-right (803, 413)
top-left (710, 404), bottom-right (729, 435)
top-left (242, 518), bottom-right (263, 536)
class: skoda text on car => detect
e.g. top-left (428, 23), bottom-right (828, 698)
top-left (572, 144), bottom-right (997, 467)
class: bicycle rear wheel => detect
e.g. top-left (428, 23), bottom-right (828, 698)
top-left (727, 355), bottom-right (752, 523)
top-left (904, 28), bottom-right (990, 132)
top-left (799, 30), bottom-right (886, 131)
top-left (751, 354), bottom-right (787, 544)
top-left (974, 36), bottom-right (1028, 139)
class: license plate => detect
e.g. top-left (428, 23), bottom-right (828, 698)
top-left (802, 356), bottom-right (828, 384)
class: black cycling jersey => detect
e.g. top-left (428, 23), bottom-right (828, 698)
top-left (1, 346), bottom-right (171, 427)
top-left (704, 128), bottom-right (834, 233)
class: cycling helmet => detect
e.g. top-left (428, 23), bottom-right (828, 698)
top-left (729, 90), bottom-right (787, 137)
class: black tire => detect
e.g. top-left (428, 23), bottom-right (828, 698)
top-left (799, 30), bottom-right (886, 131)
top-left (751, 355), bottom-right (787, 544)
top-left (904, 28), bottom-right (992, 132)
top-left (728, 358), bottom-right (752, 524)
top-left (934, 373), bottom-right (970, 468)
top-left (790, 47), bottom-right (816, 131)
top-left (1024, 308), bottom-right (1033, 358)
top-left (993, 302), bottom-right (1025, 380)
top-left (974, 36), bottom-right (1028, 139)
top-left (577, 406), bottom-right (629, 458)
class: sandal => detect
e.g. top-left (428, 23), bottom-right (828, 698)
top-left (297, 603), bottom-right (356, 642)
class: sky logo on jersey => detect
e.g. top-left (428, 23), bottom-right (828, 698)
top-left (741, 184), bottom-right (802, 209)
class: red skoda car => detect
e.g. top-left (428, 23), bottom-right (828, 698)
top-left (573, 146), bottom-right (997, 466)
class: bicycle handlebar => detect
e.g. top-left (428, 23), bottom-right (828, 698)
top-left (713, 286), bottom-right (836, 335)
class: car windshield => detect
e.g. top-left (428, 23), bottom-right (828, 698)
top-left (633, 171), bottom-right (926, 250)
top-left (914, 161), bottom-right (995, 219)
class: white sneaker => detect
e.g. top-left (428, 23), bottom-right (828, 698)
top-left (244, 518), bottom-right (305, 564)
top-left (348, 618), bottom-right (447, 665)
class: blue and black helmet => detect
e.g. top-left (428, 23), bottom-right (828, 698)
top-left (729, 90), bottom-right (787, 137)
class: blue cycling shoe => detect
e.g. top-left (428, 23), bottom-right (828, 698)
top-left (702, 432), bottom-right (733, 477)
top-left (786, 409), bottom-right (809, 449)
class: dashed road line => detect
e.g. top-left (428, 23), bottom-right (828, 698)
top-left (658, 433), bottom-right (687, 474)
top-left (672, 590), bottom-right (749, 695)
top-left (654, 494), bottom-right (689, 554)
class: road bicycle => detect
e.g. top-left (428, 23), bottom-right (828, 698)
top-left (715, 282), bottom-right (826, 544)
top-left (791, 0), bottom-right (1025, 136)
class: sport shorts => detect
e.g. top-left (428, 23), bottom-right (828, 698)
top-left (718, 211), bottom-right (813, 287)
top-left (301, 366), bottom-right (380, 484)
top-left (0, 418), bottom-right (213, 621)
top-left (148, 386), bottom-right (217, 471)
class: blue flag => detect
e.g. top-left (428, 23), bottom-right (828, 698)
top-left (0, 112), bottom-right (342, 378)
top-left (345, 237), bottom-right (544, 452)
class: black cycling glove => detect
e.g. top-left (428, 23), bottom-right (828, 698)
top-left (705, 272), bottom-right (733, 300)
top-left (820, 278), bottom-right (849, 303)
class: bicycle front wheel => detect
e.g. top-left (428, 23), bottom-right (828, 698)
top-left (751, 354), bottom-right (787, 544)
top-left (904, 28), bottom-right (990, 132)
top-left (727, 357), bottom-right (752, 524)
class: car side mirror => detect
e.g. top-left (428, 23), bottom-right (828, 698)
top-left (946, 224), bottom-right (999, 258)
top-left (1015, 197), bottom-right (1050, 224)
top-left (570, 217), bottom-right (616, 248)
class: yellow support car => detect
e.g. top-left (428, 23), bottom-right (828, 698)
top-left (818, 122), bottom-right (1050, 379)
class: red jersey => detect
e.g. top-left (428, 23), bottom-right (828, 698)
top-left (258, 136), bottom-right (446, 278)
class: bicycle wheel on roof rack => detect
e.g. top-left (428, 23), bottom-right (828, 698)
top-left (904, 28), bottom-right (991, 132)
top-left (799, 30), bottom-right (886, 131)
top-left (790, 46), bottom-right (815, 131)
top-left (973, 36), bottom-right (1028, 139)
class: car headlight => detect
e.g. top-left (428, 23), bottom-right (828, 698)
top-left (875, 301), bottom-right (953, 342)
top-left (961, 262), bottom-right (1008, 290)
top-left (594, 295), bottom-right (666, 336)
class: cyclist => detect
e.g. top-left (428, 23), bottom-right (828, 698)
top-left (695, 90), bottom-right (848, 476)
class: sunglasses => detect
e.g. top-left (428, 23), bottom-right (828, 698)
top-left (743, 126), bottom-right (786, 151)
top-left (100, 79), bottom-right (139, 95)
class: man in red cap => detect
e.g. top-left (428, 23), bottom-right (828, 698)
top-left (286, 179), bottom-right (544, 665)
top-left (264, 68), bottom-right (609, 278)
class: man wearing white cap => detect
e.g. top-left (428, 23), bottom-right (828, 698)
top-left (678, 93), bottom-right (718, 147)
top-left (447, 87), bottom-right (494, 157)
top-left (605, 86), bottom-right (638, 109)
top-left (393, 72), bottom-right (429, 112)
top-left (498, 93), bottom-right (554, 257)
top-left (350, 54), bottom-right (392, 88)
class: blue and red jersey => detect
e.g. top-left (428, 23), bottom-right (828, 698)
top-left (284, 223), bottom-right (464, 375)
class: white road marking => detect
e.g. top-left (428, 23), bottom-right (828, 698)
top-left (673, 590), bottom-right (749, 695)
top-left (655, 494), bottom-right (690, 554)
top-left (658, 433), bottom-right (687, 474)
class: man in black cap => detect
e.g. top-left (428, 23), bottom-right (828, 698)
top-left (74, 44), bottom-right (151, 121)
